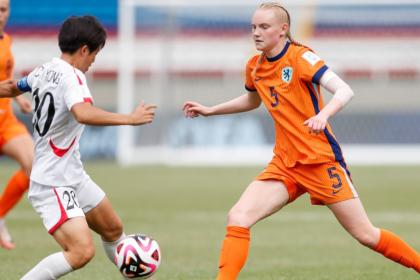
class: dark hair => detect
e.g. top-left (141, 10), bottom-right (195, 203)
top-left (58, 15), bottom-right (107, 54)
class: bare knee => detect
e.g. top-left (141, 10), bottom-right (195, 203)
top-left (13, 138), bottom-right (34, 176)
top-left (20, 150), bottom-right (33, 176)
top-left (227, 207), bottom-right (252, 229)
top-left (353, 227), bottom-right (380, 248)
top-left (21, 162), bottom-right (32, 177)
top-left (101, 217), bottom-right (123, 242)
top-left (67, 242), bottom-right (96, 269)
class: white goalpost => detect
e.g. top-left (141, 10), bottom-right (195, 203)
top-left (117, 0), bottom-right (420, 166)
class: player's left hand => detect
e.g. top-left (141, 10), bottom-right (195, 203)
top-left (304, 113), bottom-right (328, 134)
top-left (0, 80), bottom-right (14, 97)
top-left (15, 96), bottom-right (32, 114)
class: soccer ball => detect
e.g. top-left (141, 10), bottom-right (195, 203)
top-left (114, 234), bottom-right (161, 279)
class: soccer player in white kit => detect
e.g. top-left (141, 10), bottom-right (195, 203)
top-left (0, 16), bottom-right (156, 279)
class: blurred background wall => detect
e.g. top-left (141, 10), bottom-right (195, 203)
top-left (6, 0), bottom-right (420, 162)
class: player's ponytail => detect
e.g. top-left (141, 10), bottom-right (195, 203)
top-left (252, 51), bottom-right (266, 79)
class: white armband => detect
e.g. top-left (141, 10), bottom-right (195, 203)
top-left (320, 70), bottom-right (354, 107)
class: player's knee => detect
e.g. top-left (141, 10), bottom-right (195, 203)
top-left (227, 207), bottom-right (252, 228)
top-left (17, 150), bottom-right (33, 176)
top-left (70, 243), bottom-right (96, 269)
top-left (21, 162), bottom-right (32, 177)
top-left (354, 229), bottom-right (379, 248)
top-left (101, 217), bottom-right (123, 241)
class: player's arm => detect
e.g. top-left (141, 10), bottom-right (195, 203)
top-left (183, 92), bottom-right (261, 118)
top-left (0, 79), bottom-right (25, 98)
top-left (71, 101), bottom-right (157, 126)
top-left (0, 77), bottom-right (33, 113)
top-left (14, 95), bottom-right (32, 113)
top-left (304, 70), bottom-right (354, 133)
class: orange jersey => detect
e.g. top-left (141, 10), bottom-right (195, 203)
top-left (0, 33), bottom-right (14, 120)
top-left (245, 41), bottom-right (343, 167)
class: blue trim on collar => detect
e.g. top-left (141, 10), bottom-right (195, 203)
top-left (267, 41), bottom-right (290, 62)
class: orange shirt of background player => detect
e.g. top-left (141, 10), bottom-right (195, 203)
top-left (0, 33), bottom-right (14, 116)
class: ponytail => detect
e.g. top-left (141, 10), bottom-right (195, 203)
top-left (252, 52), bottom-right (266, 78)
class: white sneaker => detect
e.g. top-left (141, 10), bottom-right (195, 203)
top-left (0, 219), bottom-right (15, 250)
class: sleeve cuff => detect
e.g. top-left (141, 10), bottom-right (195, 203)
top-left (312, 65), bottom-right (329, 84)
top-left (245, 85), bottom-right (257, 92)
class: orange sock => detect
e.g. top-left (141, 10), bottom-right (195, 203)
top-left (216, 226), bottom-right (250, 280)
top-left (0, 170), bottom-right (29, 218)
top-left (374, 229), bottom-right (420, 273)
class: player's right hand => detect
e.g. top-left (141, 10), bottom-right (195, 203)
top-left (131, 101), bottom-right (157, 125)
top-left (183, 101), bottom-right (212, 118)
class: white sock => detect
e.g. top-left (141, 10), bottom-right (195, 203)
top-left (21, 252), bottom-right (73, 280)
top-left (102, 233), bottom-right (126, 264)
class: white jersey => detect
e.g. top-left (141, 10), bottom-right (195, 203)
top-left (27, 58), bottom-right (93, 186)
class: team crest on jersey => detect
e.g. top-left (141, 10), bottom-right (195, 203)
top-left (281, 67), bottom-right (293, 83)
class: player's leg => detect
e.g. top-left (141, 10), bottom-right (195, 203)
top-left (227, 180), bottom-right (290, 227)
top-left (21, 217), bottom-right (95, 280)
top-left (0, 133), bottom-right (33, 249)
top-left (22, 182), bottom-right (93, 279)
top-left (85, 196), bottom-right (126, 263)
top-left (76, 177), bottom-right (125, 264)
top-left (0, 133), bottom-right (33, 176)
top-left (217, 179), bottom-right (291, 280)
top-left (329, 198), bottom-right (420, 273)
top-left (0, 134), bottom-right (33, 217)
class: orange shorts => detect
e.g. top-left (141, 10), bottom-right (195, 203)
top-left (0, 110), bottom-right (30, 152)
top-left (256, 155), bottom-right (358, 205)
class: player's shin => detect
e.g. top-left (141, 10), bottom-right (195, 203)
top-left (0, 170), bottom-right (29, 217)
top-left (216, 226), bottom-right (250, 280)
top-left (374, 229), bottom-right (420, 273)
top-left (102, 232), bottom-right (126, 264)
top-left (20, 252), bottom-right (73, 280)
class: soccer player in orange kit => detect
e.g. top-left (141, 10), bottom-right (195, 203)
top-left (183, 2), bottom-right (420, 279)
top-left (0, 0), bottom-right (34, 250)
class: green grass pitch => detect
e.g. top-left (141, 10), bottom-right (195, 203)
top-left (1, 162), bottom-right (419, 279)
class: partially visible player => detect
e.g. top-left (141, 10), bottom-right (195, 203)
top-left (183, 2), bottom-right (420, 279)
top-left (0, 0), bottom-right (34, 250)
top-left (0, 16), bottom-right (156, 279)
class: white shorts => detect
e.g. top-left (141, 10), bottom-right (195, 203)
top-left (28, 175), bottom-right (106, 234)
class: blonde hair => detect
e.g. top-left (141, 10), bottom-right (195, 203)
top-left (259, 2), bottom-right (294, 43)
top-left (252, 2), bottom-right (294, 78)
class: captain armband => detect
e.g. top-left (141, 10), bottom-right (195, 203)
top-left (16, 76), bottom-right (32, 92)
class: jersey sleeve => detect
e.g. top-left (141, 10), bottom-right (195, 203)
top-left (62, 74), bottom-right (86, 110)
top-left (25, 67), bottom-right (39, 89)
top-left (17, 66), bottom-right (41, 92)
top-left (244, 56), bottom-right (258, 92)
top-left (297, 48), bottom-right (329, 84)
